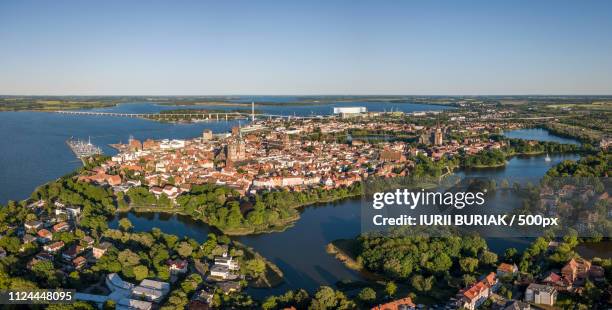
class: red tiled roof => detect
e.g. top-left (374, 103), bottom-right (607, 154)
top-left (497, 263), bottom-right (516, 273)
top-left (463, 281), bottom-right (487, 301)
top-left (371, 297), bottom-right (415, 310)
top-left (37, 229), bottom-right (52, 238)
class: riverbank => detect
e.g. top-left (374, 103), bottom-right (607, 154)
top-left (326, 239), bottom-right (385, 282)
top-left (464, 161), bottom-right (507, 169)
top-left (234, 241), bottom-right (285, 288)
top-left (463, 148), bottom-right (583, 170)
top-left (117, 192), bottom-right (363, 236)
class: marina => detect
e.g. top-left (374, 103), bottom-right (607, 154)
top-left (66, 136), bottom-right (103, 159)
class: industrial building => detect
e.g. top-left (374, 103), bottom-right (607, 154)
top-left (333, 106), bottom-right (367, 118)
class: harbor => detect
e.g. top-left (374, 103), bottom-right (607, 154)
top-left (66, 136), bottom-right (103, 160)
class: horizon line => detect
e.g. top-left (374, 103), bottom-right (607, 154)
top-left (2, 94), bottom-right (612, 97)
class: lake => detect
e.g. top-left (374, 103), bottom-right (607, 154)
top-left (504, 128), bottom-right (581, 145)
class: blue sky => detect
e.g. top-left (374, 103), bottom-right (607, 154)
top-left (1, 0), bottom-right (611, 95)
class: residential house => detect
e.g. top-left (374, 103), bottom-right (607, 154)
top-left (82, 236), bottom-right (95, 248)
top-left (193, 289), bottom-right (213, 304)
top-left (460, 281), bottom-right (489, 310)
top-left (93, 242), bottom-right (112, 259)
top-left (162, 185), bottom-right (180, 200)
top-left (525, 284), bottom-right (557, 306)
top-left (217, 281), bottom-right (241, 294)
top-left (73, 256), bottom-right (86, 270)
top-left (55, 207), bottom-right (81, 219)
top-left (458, 272), bottom-right (499, 310)
top-left (25, 220), bottom-right (43, 231)
top-left (43, 241), bottom-right (65, 253)
top-left (561, 258), bottom-right (592, 285)
top-left (52, 222), bottom-right (70, 233)
top-left (22, 234), bottom-right (36, 244)
top-left (65, 207), bottom-right (81, 219)
top-left (37, 229), bottom-right (53, 243)
top-left (62, 245), bottom-right (83, 261)
top-left (542, 272), bottom-right (569, 290)
top-left (167, 259), bottom-right (188, 274)
top-left (497, 263), bottom-right (518, 277)
top-left (214, 252), bottom-right (239, 271)
top-left (36, 252), bottom-right (54, 261)
top-left (210, 265), bottom-right (231, 279)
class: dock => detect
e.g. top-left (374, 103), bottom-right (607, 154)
top-left (66, 137), bottom-right (103, 160)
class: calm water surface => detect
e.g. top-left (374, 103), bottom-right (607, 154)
top-left (87, 101), bottom-right (453, 117)
top-left (504, 128), bottom-right (581, 145)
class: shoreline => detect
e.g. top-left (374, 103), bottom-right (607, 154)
top-left (115, 193), bottom-right (363, 236)
top-left (325, 239), bottom-right (385, 282)
top-left (233, 241), bottom-right (285, 288)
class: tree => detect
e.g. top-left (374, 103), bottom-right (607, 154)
top-left (118, 249), bottom-right (141, 267)
top-left (411, 275), bottom-right (434, 292)
top-left (32, 260), bottom-right (59, 286)
top-left (133, 265), bottom-right (149, 281)
top-left (459, 257), bottom-right (479, 273)
top-left (385, 281), bottom-right (397, 297)
top-left (156, 265), bottom-right (170, 281)
top-left (181, 274), bottom-right (202, 294)
top-left (245, 258), bottom-right (266, 277)
top-left (118, 218), bottom-right (133, 232)
top-left (358, 287), bottom-right (376, 303)
top-left (310, 286), bottom-right (338, 309)
top-left (583, 280), bottom-right (602, 306)
top-left (103, 300), bottom-right (116, 310)
top-left (462, 274), bottom-right (476, 287)
top-left (504, 248), bottom-right (518, 262)
top-left (428, 253), bottom-right (452, 274)
top-left (47, 301), bottom-right (95, 310)
top-left (262, 297), bottom-right (278, 310)
top-left (176, 241), bottom-right (193, 258)
top-left (0, 236), bottom-right (22, 254)
top-left (481, 251), bottom-right (498, 265)
top-left (163, 290), bottom-right (189, 310)
top-left (499, 285), bottom-right (512, 299)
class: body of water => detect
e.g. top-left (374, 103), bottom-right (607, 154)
top-left (504, 128), bottom-right (581, 145)
top-left (85, 100), bottom-right (453, 117)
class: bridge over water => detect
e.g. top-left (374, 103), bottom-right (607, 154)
top-left (54, 110), bottom-right (324, 121)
